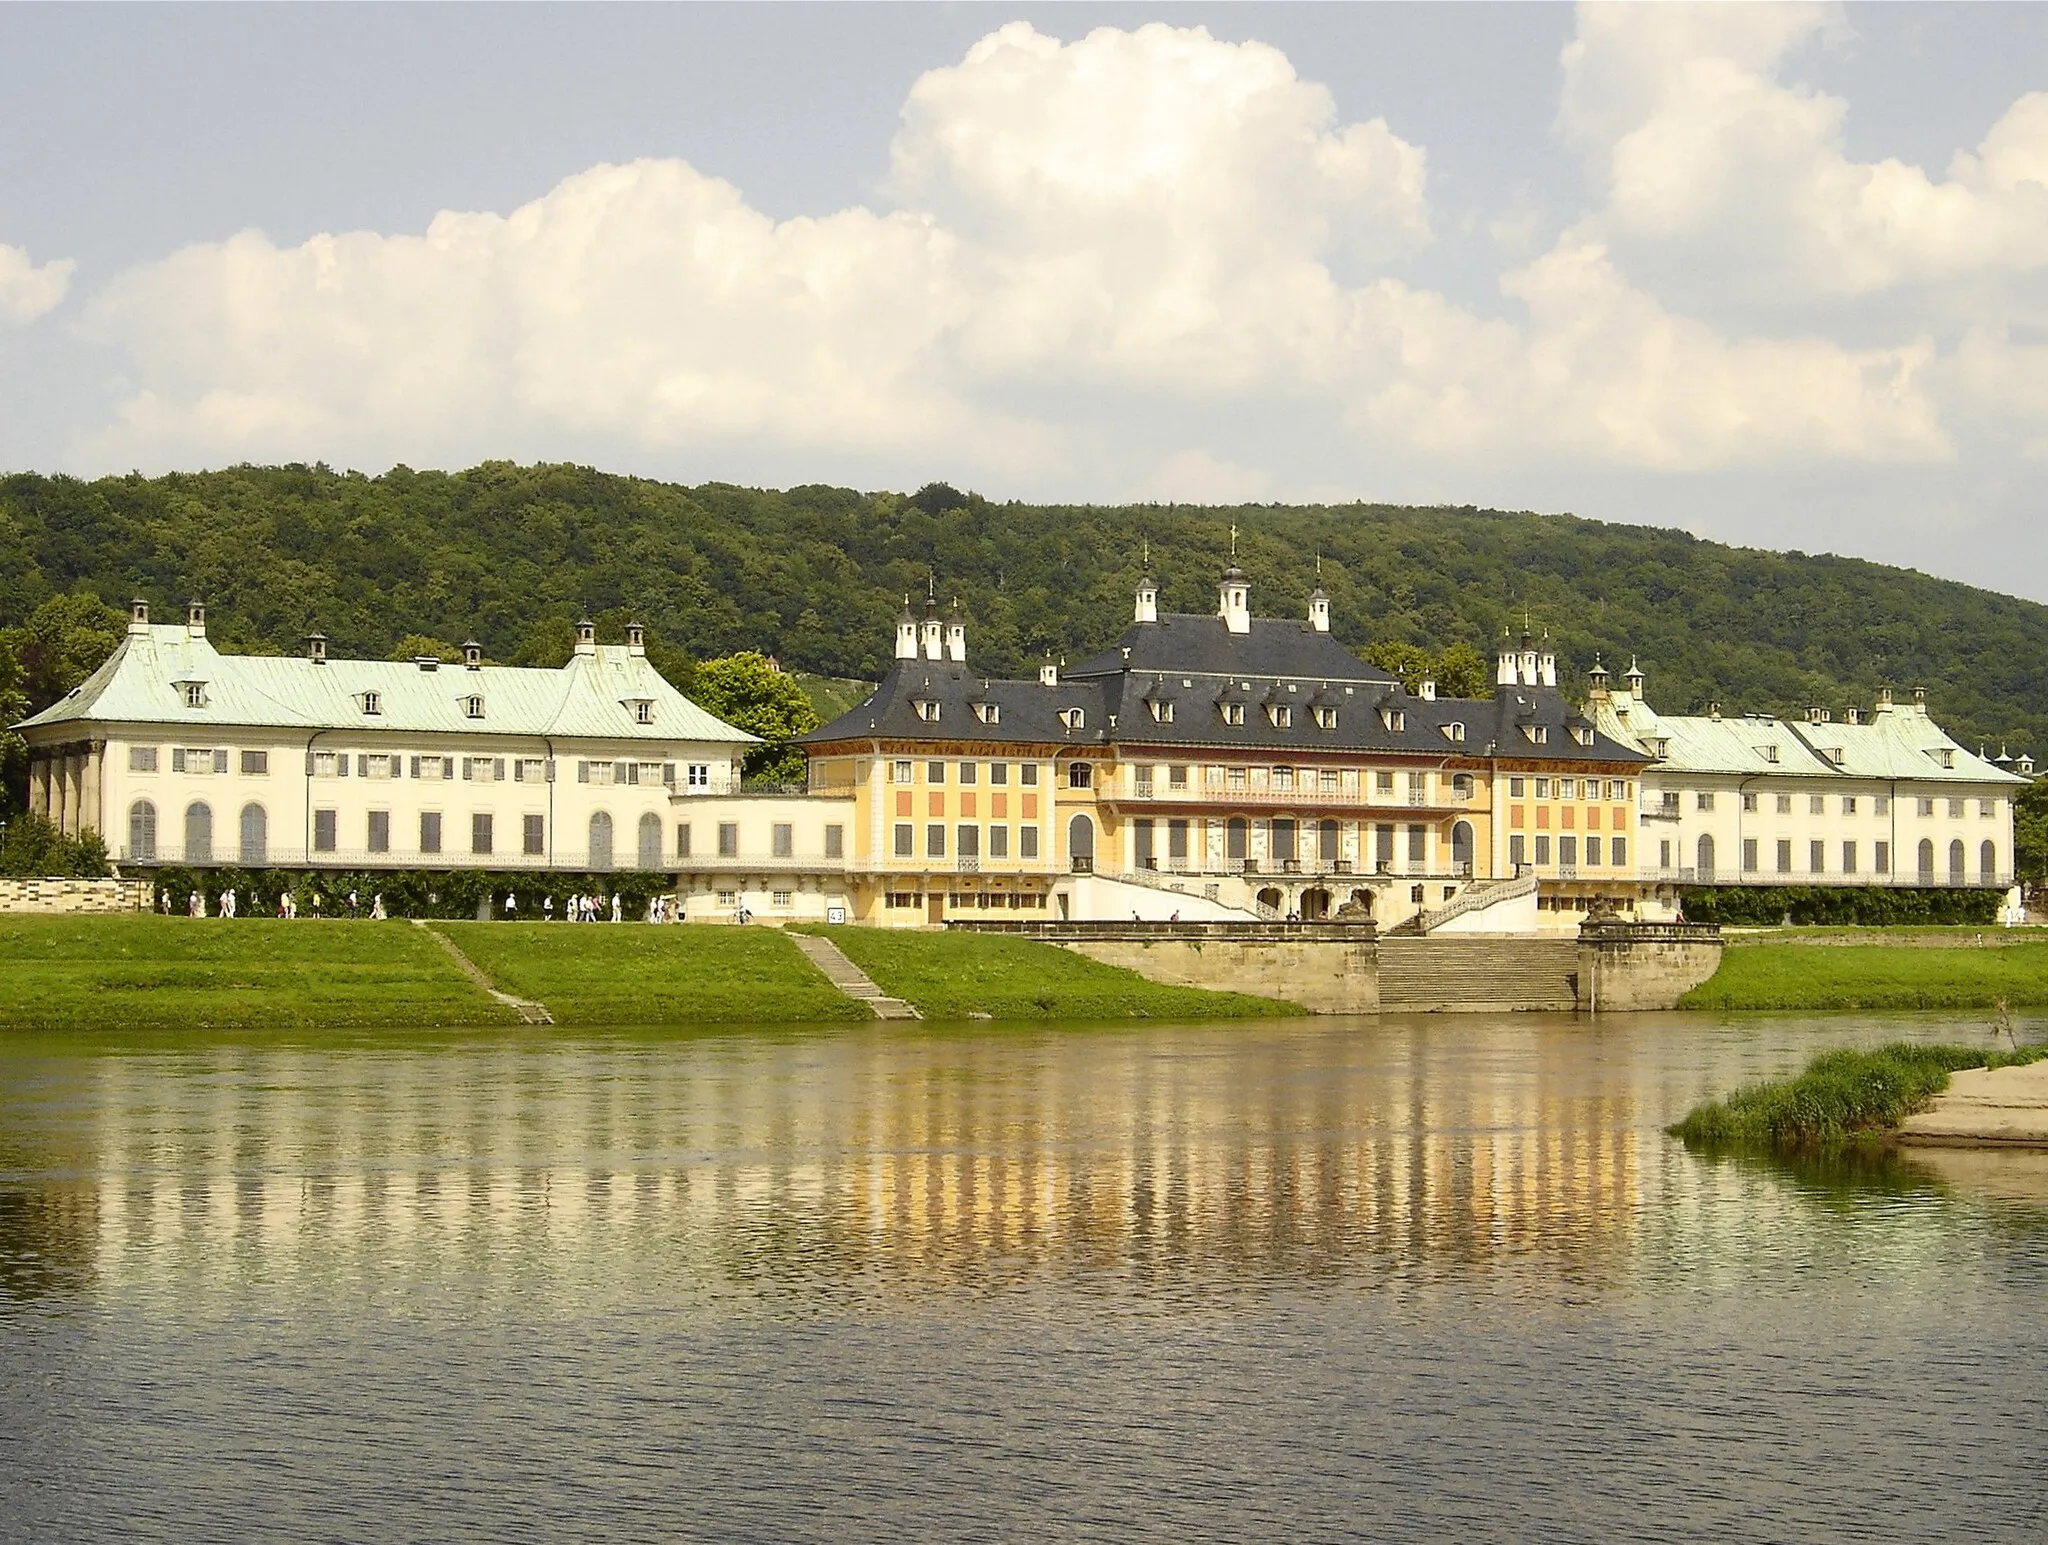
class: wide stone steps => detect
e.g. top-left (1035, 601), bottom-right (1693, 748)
top-left (1376, 936), bottom-right (1583, 1012)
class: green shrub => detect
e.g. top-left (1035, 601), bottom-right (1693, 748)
top-left (0, 811), bottom-right (110, 878)
top-left (1679, 885), bottom-right (1999, 927)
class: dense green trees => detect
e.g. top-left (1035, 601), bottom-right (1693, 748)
top-left (691, 651), bottom-right (822, 783)
top-left (3, 460), bottom-right (2045, 772)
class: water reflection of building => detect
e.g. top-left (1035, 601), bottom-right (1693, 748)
top-left (6, 1035), bottom-right (1645, 1303)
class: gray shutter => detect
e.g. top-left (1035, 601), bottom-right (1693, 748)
top-left (613, 761), bottom-right (627, 785)
top-left (461, 757), bottom-right (472, 781)
top-left (304, 750), bottom-right (315, 775)
top-left (338, 753), bottom-right (349, 777)
top-left (513, 759), bottom-right (524, 783)
top-left (663, 763), bottom-right (676, 786)
top-left (577, 761), bottom-right (589, 784)
top-left (545, 759), bottom-right (556, 783)
top-left (410, 755), bottom-right (420, 778)
top-left (214, 749), bottom-right (228, 774)
top-left (173, 748), bottom-right (186, 773)
top-left (493, 758), bottom-right (505, 780)
top-left (356, 754), bottom-right (368, 778)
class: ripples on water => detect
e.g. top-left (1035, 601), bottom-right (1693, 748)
top-left (2, 1013), bottom-right (2045, 1542)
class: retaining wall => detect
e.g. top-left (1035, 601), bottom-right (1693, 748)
top-left (0, 877), bottom-right (154, 915)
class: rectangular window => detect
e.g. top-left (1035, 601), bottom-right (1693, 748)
top-left (313, 809), bottom-right (337, 852)
top-left (1981, 799), bottom-right (1996, 818)
top-left (989, 762), bottom-right (1008, 786)
top-left (890, 759), bottom-right (912, 783)
top-left (957, 825), bottom-right (980, 858)
top-left (240, 750), bottom-right (268, 775)
top-left (927, 823), bottom-right (946, 858)
top-left (1843, 795), bottom-right (1858, 815)
top-left (367, 810), bottom-right (390, 853)
top-left (676, 823), bottom-right (692, 859)
top-left (1376, 770), bottom-right (1396, 794)
top-left (1534, 835), bottom-right (1551, 865)
top-left (1020, 826), bottom-right (1040, 859)
top-left (958, 762), bottom-right (978, 786)
top-left (688, 763), bottom-right (711, 788)
top-left (1020, 762), bottom-right (1039, 787)
top-left (1742, 792), bottom-right (1757, 813)
top-left (1743, 838), bottom-right (1759, 873)
top-left (1375, 825), bottom-right (1395, 866)
top-left (471, 813), bottom-right (493, 855)
top-left (1777, 839), bottom-right (1793, 874)
top-left (1874, 795), bottom-right (1890, 816)
top-left (1407, 824), bottom-right (1425, 863)
top-left (1696, 791), bottom-right (1715, 811)
top-left (988, 826), bottom-right (1009, 859)
top-left (415, 755), bottom-right (448, 781)
top-left (716, 890), bottom-right (738, 907)
top-left (825, 825), bottom-right (844, 859)
top-left (1509, 834), bottom-right (1527, 868)
top-left (1068, 763), bottom-right (1092, 789)
top-left (1875, 840), bottom-right (1890, 873)
top-left (1660, 839), bottom-right (1672, 869)
top-left (1559, 836), bottom-right (1577, 867)
top-left (419, 811), bottom-right (442, 854)
top-left (1173, 766), bottom-right (1191, 790)
top-left (771, 890), bottom-right (793, 908)
top-left (718, 822), bottom-right (739, 858)
top-left (894, 823), bottom-right (914, 857)
top-left (1560, 778), bottom-right (1576, 800)
top-left (1776, 793), bottom-right (1792, 814)
top-left (1610, 836), bottom-right (1627, 868)
top-left (523, 814), bottom-right (544, 856)
top-left (1535, 778), bottom-right (1550, 799)
top-left (1949, 798), bottom-right (1965, 819)
top-left (1135, 765), bottom-right (1155, 795)
top-left (1509, 777), bottom-right (1525, 797)
top-left (1810, 839), bottom-right (1825, 873)
top-left (1810, 794), bottom-right (1825, 815)
top-left (129, 746), bottom-right (159, 772)
top-left (1919, 797), bottom-right (1935, 816)
top-left (1842, 841), bottom-right (1858, 874)
top-left (514, 757), bottom-right (546, 783)
top-left (927, 761), bottom-right (946, 785)
top-left (1585, 836), bottom-right (1602, 867)
top-left (363, 753), bottom-right (395, 780)
top-left (772, 823), bottom-right (794, 858)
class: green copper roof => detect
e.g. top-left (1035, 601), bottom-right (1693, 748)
top-left (16, 626), bottom-right (758, 745)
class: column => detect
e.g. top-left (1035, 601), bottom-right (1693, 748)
top-left (28, 752), bottom-right (49, 818)
top-left (81, 741), bottom-right (105, 840)
top-left (54, 751), bottom-right (74, 833)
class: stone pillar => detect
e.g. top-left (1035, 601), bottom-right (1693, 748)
top-left (80, 742), bottom-right (105, 840)
top-left (28, 753), bottom-right (49, 818)
top-left (53, 751), bottom-right (73, 833)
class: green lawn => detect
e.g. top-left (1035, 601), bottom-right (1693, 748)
top-left (802, 926), bottom-right (1299, 1022)
top-left (0, 915), bottom-right (511, 1031)
top-left (1683, 938), bottom-right (2048, 1012)
top-left (439, 923), bottom-right (868, 1025)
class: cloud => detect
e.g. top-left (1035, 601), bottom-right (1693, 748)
top-left (0, 243), bottom-right (75, 326)
top-left (1560, 3), bottom-right (2048, 296)
top-left (67, 19), bottom-right (1972, 488)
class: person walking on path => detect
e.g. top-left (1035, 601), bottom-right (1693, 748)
top-left (371, 894), bottom-right (387, 921)
top-left (505, 891), bottom-right (517, 921)
top-left (346, 889), bottom-right (360, 920)
top-left (221, 888), bottom-right (236, 920)
top-left (188, 889), bottom-right (203, 918)
top-left (543, 895), bottom-right (554, 922)
top-left (611, 892), bottom-right (622, 923)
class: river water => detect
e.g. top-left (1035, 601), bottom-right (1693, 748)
top-left (2, 1011), bottom-right (2045, 1543)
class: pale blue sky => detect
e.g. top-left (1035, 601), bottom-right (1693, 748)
top-left (2, 3), bottom-right (2045, 596)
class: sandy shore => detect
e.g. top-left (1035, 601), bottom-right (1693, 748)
top-left (1898, 1060), bottom-right (2048, 1148)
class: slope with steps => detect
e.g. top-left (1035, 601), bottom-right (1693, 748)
top-left (787, 931), bottom-right (922, 1019)
top-left (1376, 935), bottom-right (1583, 1013)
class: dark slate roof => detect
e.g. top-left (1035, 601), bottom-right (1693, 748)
top-left (1065, 614), bottom-right (1398, 684)
top-left (804, 662), bottom-right (1111, 747)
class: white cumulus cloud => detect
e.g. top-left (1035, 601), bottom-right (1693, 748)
top-left (0, 242), bottom-right (75, 326)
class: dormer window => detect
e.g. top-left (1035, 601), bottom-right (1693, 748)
top-left (632, 700), bottom-right (654, 725)
top-left (183, 683), bottom-right (207, 709)
top-left (1933, 748), bottom-right (1955, 769)
top-left (464, 695), bottom-right (485, 720)
top-left (914, 699), bottom-right (940, 723)
top-left (1312, 706), bottom-right (1337, 730)
top-left (1059, 707), bottom-right (1086, 731)
top-left (973, 702), bottom-right (1000, 725)
top-left (1221, 703), bottom-right (1246, 727)
top-left (1572, 725), bottom-right (1595, 746)
top-left (1441, 722), bottom-right (1466, 743)
top-left (1523, 724), bottom-right (1549, 745)
top-left (1381, 709), bottom-right (1405, 732)
top-left (1648, 737), bottom-right (1669, 758)
top-left (1759, 744), bottom-right (1780, 763)
top-left (361, 691), bottom-right (382, 716)
top-left (1830, 747), bottom-right (1847, 765)
top-left (1148, 700), bottom-right (1173, 724)
top-left (1268, 704), bottom-right (1292, 729)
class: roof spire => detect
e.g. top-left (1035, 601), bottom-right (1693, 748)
top-left (1229, 523), bottom-right (1238, 560)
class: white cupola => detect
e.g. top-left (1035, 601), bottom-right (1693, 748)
top-left (1135, 573), bottom-right (1159, 625)
top-left (1496, 630), bottom-right (1519, 687)
top-left (1219, 564), bottom-right (1251, 635)
top-left (1308, 584), bottom-right (1330, 634)
top-left (919, 595), bottom-right (943, 661)
top-left (945, 599), bottom-right (967, 664)
top-left (895, 598), bottom-right (919, 661)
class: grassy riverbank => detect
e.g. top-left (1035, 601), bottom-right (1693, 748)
top-left (439, 923), bottom-right (867, 1025)
top-left (1681, 935), bottom-right (2048, 1012)
top-left (1672, 1041), bottom-right (2048, 1151)
top-left (800, 926), bottom-right (1298, 1021)
top-left (0, 916), bottom-right (513, 1030)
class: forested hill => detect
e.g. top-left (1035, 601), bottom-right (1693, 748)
top-left (4, 462), bottom-right (2045, 753)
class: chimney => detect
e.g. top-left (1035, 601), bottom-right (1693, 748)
top-left (1134, 573), bottom-right (1158, 625)
top-left (895, 598), bottom-right (919, 662)
top-left (1709, 702), bottom-right (1722, 720)
top-left (920, 596), bottom-right (943, 661)
top-left (186, 599), bottom-right (206, 638)
top-left (1624, 657), bottom-right (1646, 703)
top-left (1806, 704), bottom-right (1825, 723)
top-left (1586, 658), bottom-right (1611, 702)
top-left (1913, 685), bottom-right (1928, 714)
top-left (462, 639), bottom-right (483, 671)
top-left (1538, 633), bottom-right (1556, 689)
top-left (1496, 630), bottom-right (1518, 688)
top-left (306, 632), bottom-right (328, 665)
top-left (1519, 632), bottom-right (1539, 688)
top-left (1876, 685), bottom-right (1895, 711)
top-left (1419, 676), bottom-right (1436, 702)
top-left (625, 621), bottom-right (646, 657)
top-left (1845, 707), bottom-right (1862, 725)
top-left (945, 599), bottom-right (967, 664)
top-left (128, 598), bottom-right (150, 634)
top-left (575, 617), bottom-right (597, 656)
top-left (1218, 564), bottom-right (1251, 635)
top-left (1039, 653), bottom-right (1058, 687)
top-left (1307, 584), bottom-right (1330, 634)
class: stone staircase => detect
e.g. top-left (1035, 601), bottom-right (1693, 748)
top-left (1385, 872), bottom-right (1538, 936)
top-left (788, 932), bottom-right (921, 1019)
top-left (1376, 935), bottom-right (1583, 1012)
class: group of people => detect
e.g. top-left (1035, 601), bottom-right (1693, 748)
top-left (503, 890), bottom-right (623, 923)
top-left (159, 886), bottom-right (385, 920)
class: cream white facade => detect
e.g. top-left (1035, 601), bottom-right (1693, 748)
top-left (670, 792), bottom-right (859, 923)
top-left (1591, 667), bottom-right (2028, 890)
top-left (18, 602), bottom-right (757, 872)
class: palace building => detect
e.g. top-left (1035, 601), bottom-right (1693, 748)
top-left (692, 564), bottom-right (1654, 930)
top-left (17, 601), bottom-right (757, 873)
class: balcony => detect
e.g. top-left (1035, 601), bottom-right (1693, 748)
top-left (1110, 783), bottom-right (1476, 812)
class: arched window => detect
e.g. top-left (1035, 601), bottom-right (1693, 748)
top-left (1695, 833), bottom-right (1715, 881)
top-left (1451, 820), bottom-right (1475, 875)
top-left (588, 811), bottom-right (614, 871)
top-left (239, 803), bottom-right (267, 866)
top-left (1949, 839), bottom-right (1966, 884)
top-left (637, 811), bottom-right (663, 870)
top-left (1067, 813), bottom-right (1095, 872)
top-left (1918, 838), bottom-right (1936, 880)
top-left (1981, 840), bottom-right (1998, 885)
top-left (128, 799), bottom-right (157, 862)
top-left (184, 801), bottom-right (213, 864)
top-left (1226, 816), bottom-right (1249, 863)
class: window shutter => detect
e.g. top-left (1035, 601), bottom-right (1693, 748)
top-left (410, 755), bottom-right (420, 778)
top-left (614, 761), bottom-right (628, 785)
top-left (173, 748), bottom-right (187, 773)
top-left (513, 759), bottom-right (524, 783)
top-left (303, 750), bottom-right (314, 775)
top-left (545, 759), bottom-right (556, 783)
top-left (493, 758), bottom-right (505, 780)
top-left (625, 763), bottom-right (639, 787)
top-left (663, 763), bottom-right (676, 786)
top-left (214, 749), bottom-right (228, 773)
top-left (337, 753), bottom-right (349, 777)
top-left (577, 761), bottom-right (589, 784)
top-left (461, 757), bottom-right (472, 781)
